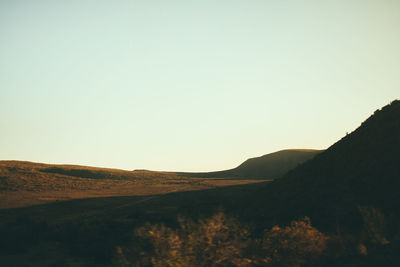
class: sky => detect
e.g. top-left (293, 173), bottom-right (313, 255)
top-left (0, 0), bottom-right (399, 172)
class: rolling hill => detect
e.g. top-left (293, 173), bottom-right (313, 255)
top-left (0, 148), bottom-right (320, 209)
top-left (0, 161), bottom-right (264, 209)
top-left (178, 149), bottom-right (322, 179)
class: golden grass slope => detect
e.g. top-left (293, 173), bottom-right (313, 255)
top-left (0, 161), bottom-right (266, 209)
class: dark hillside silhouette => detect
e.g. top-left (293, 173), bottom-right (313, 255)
top-left (247, 100), bottom-right (400, 230)
top-left (178, 149), bottom-right (322, 179)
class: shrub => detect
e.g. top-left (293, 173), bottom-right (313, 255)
top-left (134, 211), bottom-right (251, 267)
top-left (260, 217), bottom-right (327, 267)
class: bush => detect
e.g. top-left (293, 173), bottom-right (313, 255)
top-left (133, 211), bottom-right (250, 267)
top-left (260, 217), bottom-right (327, 267)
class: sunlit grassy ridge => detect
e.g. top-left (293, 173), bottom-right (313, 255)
top-left (0, 161), bottom-right (266, 209)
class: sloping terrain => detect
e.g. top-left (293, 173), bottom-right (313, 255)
top-left (0, 161), bottom-right (265, 209)
top-left (178, 149), bottom-right (322, 179)
top-left (247, 100), bottom-right (400, 229)
top-left (0, 148), bottom-right (321, 209)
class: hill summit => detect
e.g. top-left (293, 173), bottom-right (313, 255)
top-left (179, 149), bottom-right (321, 179)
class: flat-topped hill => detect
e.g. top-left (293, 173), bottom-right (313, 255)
top-left (178, 149), bottom-right (322, 179)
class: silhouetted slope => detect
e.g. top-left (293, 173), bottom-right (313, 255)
top-left (251, 100), bottom-right (400, 229)
top-left (231, 149), bottom-right (322, 178)
top-left (178, 149), bottom-right (322, 179)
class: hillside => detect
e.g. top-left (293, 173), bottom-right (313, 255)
top-left (247, 100), bottom-right (400, 229)
top-left (178, 149), bottom-right (322, 179)
top-left (0, 148), bottom-right (320, 208)
top-left (0, 161), bottom-right (264, 209)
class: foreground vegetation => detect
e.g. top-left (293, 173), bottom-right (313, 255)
top-left (115, 206), bottom-right (397, 267)
top-left (116, 211), bottom-right (327, 267)
top-left (1, 186), bottom-right (398, 267)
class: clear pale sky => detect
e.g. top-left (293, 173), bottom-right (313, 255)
top-left (1, 1), bottom-right (399, 171)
